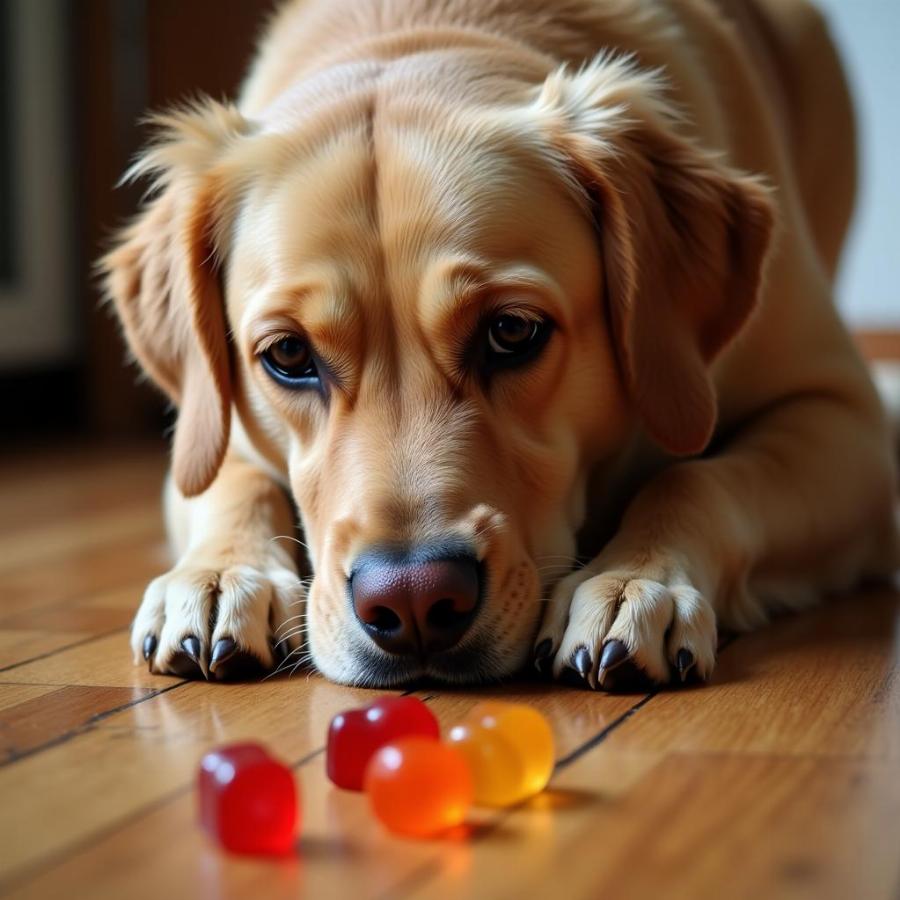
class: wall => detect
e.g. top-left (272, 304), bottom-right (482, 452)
top-left (816, 0), bottom-right (900, 327)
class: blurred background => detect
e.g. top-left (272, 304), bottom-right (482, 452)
top-left (0, 0), bottom-right (897, 449)
top-left (0, 0), bottom-right (270, 447)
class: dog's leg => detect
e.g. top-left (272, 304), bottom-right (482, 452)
top-left (132, 452), bottom-right (305, 680)
top-left (537, 393), bottom-right (898, 688)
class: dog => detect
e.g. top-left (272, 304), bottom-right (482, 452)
top-left (103, 0), bottom-right (898, 689)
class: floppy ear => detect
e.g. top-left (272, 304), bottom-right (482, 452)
top-left (102, 100), bottom-right (248, 496)
top-left (534, 56), bottom-right (775, 455)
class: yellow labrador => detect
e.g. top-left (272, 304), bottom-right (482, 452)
top-left (104, 0), bottom-right (898, 688)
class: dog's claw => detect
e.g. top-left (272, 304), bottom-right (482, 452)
top-left (596, 639), bottom-right (630, 687)
top-left (573, 645), bottom-right (595, 688)
top-left (533, 638), bottom-right (553, 675)
top-left (181, 635), bottom-right (201, 662)
top-left (210, 637), bottom-right (237, 673)
top-left (558, 646), bottom-right (594, 689)
top-left (142, 634), bottom-right (157, 661)
top-left (675, 648), bottom-right (695, 683)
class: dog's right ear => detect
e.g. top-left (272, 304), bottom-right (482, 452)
top-left (527, 56), bottom-right (774, 456)
top-left (102, 100), bottom-right (248, 497)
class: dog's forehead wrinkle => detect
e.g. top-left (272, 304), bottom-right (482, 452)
top-left (379, 127), bottom-right (532, 244)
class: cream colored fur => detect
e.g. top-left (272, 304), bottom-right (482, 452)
top-left (104, 0), bottom-right (898, 687)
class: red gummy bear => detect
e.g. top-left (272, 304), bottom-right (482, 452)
top-left (326, 696), bottom-right (440, 790)
top-left (198, 742), bottom-right (298, 855)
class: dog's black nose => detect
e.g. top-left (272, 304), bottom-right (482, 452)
top-left (350, 549), bottom-right (481, 656)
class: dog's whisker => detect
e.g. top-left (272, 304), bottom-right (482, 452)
top-left (276, 630), bottom-right (309, 645)
top-left (286, 654), bottom-right (313, 678)
top-left (274, 626), bottom-right (308, 641)
top-left (265, 646), bottom-right (312, 680)
top-left (270, 535), bottom-right (313, 553)
top-left (275, 622), bottom-right (310, 639)
top-left (275, 613), bottom-right (309, 630)
top-left (274, 628), bottom-right (308, 647)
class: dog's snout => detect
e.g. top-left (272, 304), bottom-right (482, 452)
top-left (350, 549), bottom-right (481, 656)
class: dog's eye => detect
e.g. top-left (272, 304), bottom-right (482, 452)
top-left (260, 335), bottom-right (319, 387)
top-left (485, 313), bottom-right (552, 367)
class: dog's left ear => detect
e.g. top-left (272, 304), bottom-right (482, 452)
top-left (102, 100), bottom-right (248, 497)
top-left (532, 56), bottom-right (775, 455)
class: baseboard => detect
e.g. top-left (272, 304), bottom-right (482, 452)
top-left (855, 330), bottom-right (900, 361)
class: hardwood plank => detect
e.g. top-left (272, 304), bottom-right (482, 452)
top-left (79, 586), bottom-right (153, 611)
top-left (0, 605), bottom-right (135, 633)
top-left (599, 590), bottom-right (900, 760)
top-left (1, 631), bottom-right (164, 687)
top-left (0, 584), bottom-right (150, 677)
top-left (0, 630), bottom-right (94, 671)
top-left (0, 547), bottom-right (167, 617)
top-left (0, 465), bottom-right (164, 537)
top-left (0, 443), bottom-right (164, 499)
top-left (0, 508), bottom-right (162, 574)
top-left (0, 684), bottom-right (58, 714)
top-left (0, 685), bottom-right (156, 762)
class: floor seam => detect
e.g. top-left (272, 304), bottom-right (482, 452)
top-left (0, 680), bottom-right (190, 767)
top-left (554, 692), bottom-right (658, 770)
top-left (0, 627), bottom-right (129, 674)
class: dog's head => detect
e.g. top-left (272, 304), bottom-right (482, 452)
top-left (103, 53), bottom-right (772, 685)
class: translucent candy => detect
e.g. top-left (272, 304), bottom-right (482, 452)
top-left (365, 737), bottom-right (473, 837)
top-left (327, 696), bottom-right (440, 791)
top-left (447, 721), bottom-right (527, 806)
top-left (198, 742), bottom-right (297, 855)
top-left (465, 701), bottom-right (555, 798)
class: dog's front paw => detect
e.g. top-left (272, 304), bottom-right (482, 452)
top-left (533, 567), bottom-right (717, 691)
top-left (132, 563), bottom-right (305, 680)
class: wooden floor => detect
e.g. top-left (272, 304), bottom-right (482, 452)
top-left (1, 443), bottom-right (898, 900)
